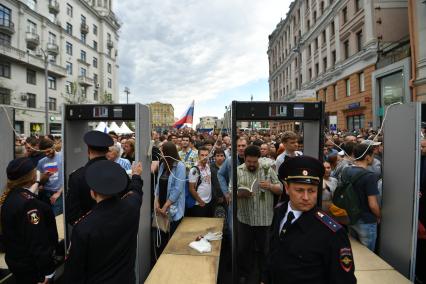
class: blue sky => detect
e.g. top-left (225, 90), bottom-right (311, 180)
top-left (115, 0), bottom-right (291, 125)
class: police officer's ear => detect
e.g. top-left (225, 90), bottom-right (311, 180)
top-left (90, 189), bottom-right (97, 201)
top-left (283, 181), bottom-right (290, 195)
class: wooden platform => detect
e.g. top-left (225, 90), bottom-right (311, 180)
top-left (145, 217), bottom-right (224, 284)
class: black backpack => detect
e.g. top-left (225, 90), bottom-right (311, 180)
top-left (332, 167), bottom-right (369, 225)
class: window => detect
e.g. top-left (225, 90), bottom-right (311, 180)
top-left (48, 97), bottom-right (56, 111)
top-left (330, 21), bottom-right (335, 37)
top-left (81, 86), bottom-right (87, 97)
top-left (314, 37), bottom-right (318, 50)
top-left (0, 88), bottom-right (11, 105)
top-left (66, 4), bottom-right (73, 17)
top-left (48, 76), bottom-right (56, 90)
top-left (80, 67), bottom-right (86, 77)
top-left (307, 19), bottom-right (310, 29)
top-left (359, 72), bottom-right (365, 92)
top-left (331, 50), bottom-right (336, 65)
top-left (315, 63), bottom-right (319, 76)
top-left (356, 30), bottom-right (363, 52)
top-left (107, 78), bottom-right (112, 88)
top-left (66, 62), bottom-right (72, 75)
top-left (27, 20), bottom-right (36, 33)
top-left (81, 15), bottom-right (86, 25)
top-left (65, 81), bottom-right (72, 94)
top-left (27, 69), bottom-right (36, 84)
top-left (94, 89), bottom-right (98, 101)
top-left (322, 30), bottom-right (326, 45)
top-left (346, 78), bottom-right (351, 96)
top-left (107, 33), bottom-right (111, 41)
top-left (343, 40), bottom-right (349, 59)
top-left (66, 22), bottom-right (72, 35)
top-left (66, 41), bottom-right (72, 55)
top-left (93, 40), bottom-right (97, 50)
top-left (342, 7), bottom-right (347, 24)
top-left (0, 4), bottom-right (12, 27)
top-left (333, 84), bottom-right (338, 101)
top-left (81, 33), bottom-right (86, 44)
top-left (355, 0), bottom-right (363, 12)
top-left (323, 57), bottom-right (327, 71)
top-left (93, 24), bottom-right (97, 35)
top-left (0, 62), bottom-right (11, 78)
top-left (80, 50), bottom-right (86, 62)
top-left (93, 73), bottom-right (98, 84)
top-left (107, 63), bottom-right (111, 73)
top-left (320, 1), bottom-right (324, 14)
top-left (93, 57), bottom-right (98, 68)
top-left (313, 11), bottom-right (317, 23)
top-left (308, 44), bottom-right (312, 57)
top-left (309, 68), bottom-right (312, 79)
top-left (0, 33), bottom-right (11, 45)
top-left (347, 115), bottom-right (365, 131)
top-left (27, 93), bottom-right (36, 108)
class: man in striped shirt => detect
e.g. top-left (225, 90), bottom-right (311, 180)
top-left (107, 144), bottom-right (131, 171)
top-left (234, 145), bottom-right (282, 283)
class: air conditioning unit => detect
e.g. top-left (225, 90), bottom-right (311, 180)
top-left (21, 94), bottom-right (28, 101)
top-left (96, 83), bottom-right (100, 88)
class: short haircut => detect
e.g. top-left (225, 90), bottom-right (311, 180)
top-left (237, 137), bottom-right (249, 144)
top-left (204, 139), bottom-right (214, 146)
top-left (198, 146), bottom-right (209, 153)
top-left (281, 131), bottom-right (298, 143)
top-left (26, 136), bottom-right (39, 146)
top-left (109, 131), bottom-right (117, 136)
top-left (214, 148), bottom-right (225, 156)
top-left (353, 143), bottom-right (374, 160)
top-left (244, 145), bottom-right (261, 158)
top-left (38, 138), bottom-right (54, 150)
top-left (109, 144), bottom-right (121, 154)
top-left (181, 134), bottom-right (191, 142)
top-left (252, 139), bottom-right (264, 147)
top-left (340, 142), bottom-right (356, 156)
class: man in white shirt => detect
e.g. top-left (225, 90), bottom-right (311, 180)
top-left (275, 131), bottom-right (303, 172)
top-left (188, 146), bottom-right (212, 217)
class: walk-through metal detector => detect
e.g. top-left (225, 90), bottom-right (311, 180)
top-left (0, 106), bottom-right (14, 194)
top-left (380, 102), bottom-right (421, 281)
top-left (231, 101), bottom-right (325, 282)
top-left (62, 103), bottom-right (152, 282)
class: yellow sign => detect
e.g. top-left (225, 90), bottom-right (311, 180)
top-left (30, 123), bottom-right (43, 133)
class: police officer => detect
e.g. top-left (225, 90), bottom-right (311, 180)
top-left (261, 156), bottom-right (356, 284)
top-left (1, 158), bottom-right (58, 284)
top-left (64, 160), bottom-right (143, 283)
top-left (65, 130), bottom-right (139, 225)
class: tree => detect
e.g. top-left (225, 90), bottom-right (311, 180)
top-left (61, 81), bottom-right (87, 104)
top-left (99, 91), bottom-right (113, 104)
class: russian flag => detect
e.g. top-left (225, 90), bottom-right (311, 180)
top-left (173, 100), bottom-right (194, 129)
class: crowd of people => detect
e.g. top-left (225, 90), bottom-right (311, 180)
top-left (0, 125), bottom-right (424, 283)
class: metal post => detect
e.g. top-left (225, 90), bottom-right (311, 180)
top-left (43, 50), bottom-right (49, 135)
top-left (124, 87), bottom-right (130, 104)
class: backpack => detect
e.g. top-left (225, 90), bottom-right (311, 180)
top-left (185, 166), bottom-right (202, 209)
top-left (331, 167), bottom-right (369, 225)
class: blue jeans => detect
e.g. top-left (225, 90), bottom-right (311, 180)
top-left (349, 220), bottom-right (377, 251)
top-left (40, 190), bottom-right (63, 216)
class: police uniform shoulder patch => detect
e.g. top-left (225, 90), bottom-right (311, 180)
top-left (121, 191), bottom-right (134, 199)
top-left (27, 209), bottom-right (41, 225)
top-left (73, 210), bottom-right (93, 226)
top-left (314, 210), bottom-right (342, 233)
top-left (20, 192), bottom-right (34, 200)
top-left (339, 247), bottom-right (354, 272)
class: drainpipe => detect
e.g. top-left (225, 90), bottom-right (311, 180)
top-left (407, 0), bottom-right (417, 101)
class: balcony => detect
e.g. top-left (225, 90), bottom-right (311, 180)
top-left (26, 32), bottom-right (40, 50)
top-left (78, 75), bottom-right (94, 86)
top-left (0, 18), bottom-right (15, 34)
top-left (48, 0), bottom-right (60, 14)
top-left (80, 23), bottom-right (89, 34)
top-left (46, 42), bottom-right (59, 55)
top-left (107, 39), bottom-right (114, 49)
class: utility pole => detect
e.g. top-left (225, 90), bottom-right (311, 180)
top-left (38, 48), bottom-right (49, 135)
top-left (124, 87), bottom-right (130, 104)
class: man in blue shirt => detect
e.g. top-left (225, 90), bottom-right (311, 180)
top-left (37, 138), bottom-right (63, 216)
top-left (107, 144), bottom-right (131, 171)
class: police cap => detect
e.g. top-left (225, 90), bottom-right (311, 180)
top-left (278, 156), bottom-right (324, 185)
top-left (7, 157), bottom-right (36, 180)
top-left (84, 130), bottom-right (114, 148)
top-left (85, 160), bottom-right (128, 195)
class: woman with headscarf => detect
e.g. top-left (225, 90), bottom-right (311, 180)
top-left (0, 158), bottom-right (58, 284)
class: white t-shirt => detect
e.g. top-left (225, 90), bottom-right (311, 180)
top-left (188, 163), bottom-right (212, 205)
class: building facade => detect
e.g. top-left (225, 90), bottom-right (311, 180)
top-left (147, 102), bottom-right (174, 131)
top-left (0, 0), bottom-right (120, 135)
top-left (268, 0), bottom-right (409, 132)
top-left (197, 116), bottom-right (218, 130)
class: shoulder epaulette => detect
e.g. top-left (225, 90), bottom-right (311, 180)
top-left (314, 210), bottom-right (342, 233)
top-left (20, 192), bottom-right (34, 200)
top-left (121, 191), bottom-right (134, 199)
top-left (73, 210), bottom-right (93, 226)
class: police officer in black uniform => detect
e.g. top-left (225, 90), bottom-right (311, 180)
top-left (65, 130), bottom-right (140, 225)
top-left (1, 158), bottom-right (58, 284)
top-left (64, 160), bottom-right (143, 283)
top-left (261, 156), bottom-right (356, 284)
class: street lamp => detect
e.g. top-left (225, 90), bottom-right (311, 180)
top-left (124, 87), bottom-right (130, 104)
top-left (37, 48), bottom-right (49, 135)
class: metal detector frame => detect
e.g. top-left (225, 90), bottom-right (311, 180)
top-left (0, 106), bottom-right (15, 194)
top-left (61, 103), bottom-right (152, 282)
top-left (230, 101), bottom-right (325, 283)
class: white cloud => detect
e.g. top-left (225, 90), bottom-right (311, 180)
top-left (115, 0), bottom-right (292, 117)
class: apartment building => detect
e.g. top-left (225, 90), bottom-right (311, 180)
top-left (268, 0), bottom-right (409, 131)
top-left (147, 102), bottom-right (175, 131)
top-left (0, 0), bottom-right (120, 135)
